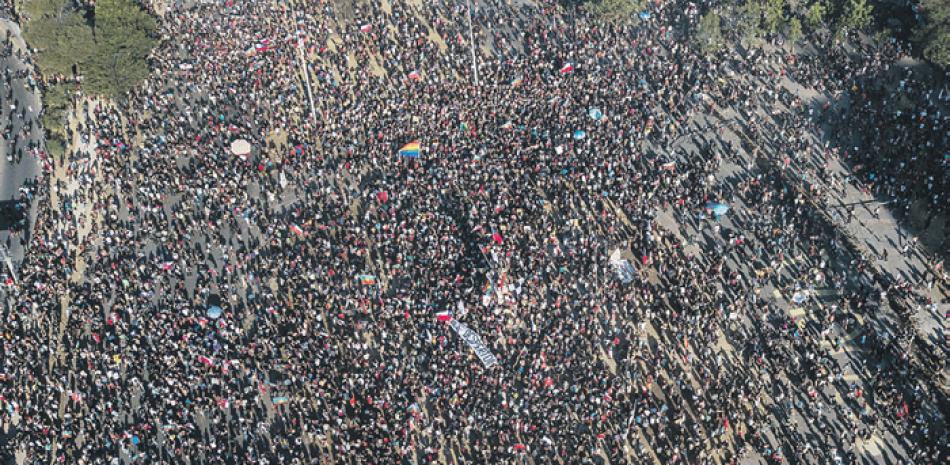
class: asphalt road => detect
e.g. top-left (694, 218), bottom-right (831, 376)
top-left (0, 18), bottom-right (42, 270)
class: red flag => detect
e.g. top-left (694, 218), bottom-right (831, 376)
top-left (435, 311), bottom-right (452, 322)
top-left (559, 63), bottom-right (574, 74)
top-left (360, 24), bottom-right (373, 33)
top-left (376, 191), bottom-right (389, 203)
top-left (197, 355), bottom-right (213, 366)
top-left (492, 232), bottom-right (503, 244)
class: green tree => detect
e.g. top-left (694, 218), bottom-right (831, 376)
top-left (840, 0), bottom-right (873, 32)
top-left (579, 0), bottom-right (647, 21)
top-left (804, 1), bottom-right (827, 31)
top-left (785, 16), bottom-right (803, 50)
top-left (85, 0), bottom-right (158, 97)
top-left (696, 11), bottom-right (724, 55)
top-left (22, 0), bottom-right (94, 77)
top-left (40, 83), bottom-right (72, 157)
top-left (764, 0), bottom-right (786, 35)
top-left (738, 0), bottom-right (764, 47)
top-left (21, 0), bottom-right (157, 148)
top-left (21, 0), bottom-right (157, 99)
top-left (914, 0), bottom-right (950, 66)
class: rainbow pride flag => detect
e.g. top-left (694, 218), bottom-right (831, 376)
top-left (357, 274), bottom-right (378, 286)
top-left (398, 141), bottom-right (421, 158)
top-left (482, 279), bottom-right (494, 296)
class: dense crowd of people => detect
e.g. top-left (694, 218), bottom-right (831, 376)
top-left (825, 46), bottom-right (948, 241)
top-left (0, 0), bottom-right (946, 464)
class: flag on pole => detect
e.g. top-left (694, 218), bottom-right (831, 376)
top-left (436, 311), bottom-right (453, 322)
top-left (398, 141), bottom-right (421, 158)
top-left (559, 63), bottom-right (574, 74)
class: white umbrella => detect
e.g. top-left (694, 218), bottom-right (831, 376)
top-left (230, 139), bottom-right (251, 156)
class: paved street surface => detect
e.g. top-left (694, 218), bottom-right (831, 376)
top-left (0, 18), bottom-right (41, 268)
top-left (0, 1), bottom-right (946, 465)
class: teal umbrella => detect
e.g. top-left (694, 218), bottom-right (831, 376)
top-left (705, 202), bottom-right (729, 217)
top-left (207, 306), bottom-right (223, 319)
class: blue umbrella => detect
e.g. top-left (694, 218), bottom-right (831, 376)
top-left (705, 202), bottom-right (729, 217)
top-left (207, 305), bottom-right (223, 319)
top-left (573, 130), bottom-right (586, 140)
top-left (588, 108), bottom-right (603, 121)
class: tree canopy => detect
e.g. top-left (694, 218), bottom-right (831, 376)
top-left (804, 1), bottom-right (828, 31)
top-left (22, 0), bottom-right (157, 99)
top-left (86, 0), bottom-right (158, 97)
top-left (738, 0), bottom-right (765, 47)
top-left (916, 0), bottom-right (950, 67)
top-left (763, 0), bottom-right (786, 35)
top-left (696, 11), bottom-right (724, 55)
top-left (839, 0), bottom-right (874, 32)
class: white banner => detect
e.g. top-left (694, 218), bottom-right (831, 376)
top-left (449, 319), bottom-right (499, 368)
